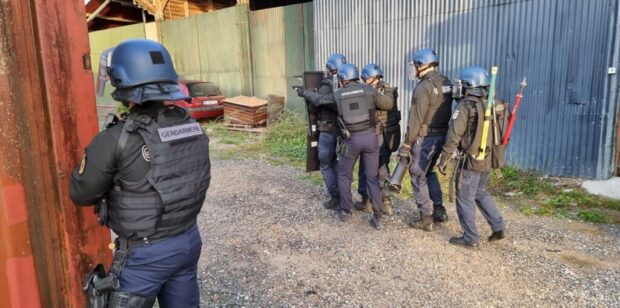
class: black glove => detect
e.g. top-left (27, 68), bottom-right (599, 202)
top-left (293, 86), bottom-right (305, 97)
top-left (397, 144), bottom-right (411, 159)
top-left (436, 152), bottom-right (450, 176)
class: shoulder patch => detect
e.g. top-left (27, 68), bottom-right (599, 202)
top-left (78, 154), bottom-right (87, 175)
top-left (433, 87), bottom-right (439, 95)
top-left (452, 110), bottom-right (460, 120)
top-left (157, 122), bottom-right (203, 142)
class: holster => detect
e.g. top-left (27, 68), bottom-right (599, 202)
top-left (83, 240), bottom-right (130, 308)
top-left (336, 117), bottom-right (351, 140)
top-left (95, 197), bottom-right (109, 226)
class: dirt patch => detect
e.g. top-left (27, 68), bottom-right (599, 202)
top-left (196, 159), bottom-right (620, 307)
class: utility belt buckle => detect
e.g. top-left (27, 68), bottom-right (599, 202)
top-left (317, 120), bottom-right (333, 132)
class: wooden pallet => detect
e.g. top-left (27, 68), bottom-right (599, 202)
top-left (223, 123), bottom-right (267, 133)
top-left (223, 96), bottom-right (268, 127)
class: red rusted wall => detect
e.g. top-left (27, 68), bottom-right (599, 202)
top-left (0, 0), bottom-right (111, 307)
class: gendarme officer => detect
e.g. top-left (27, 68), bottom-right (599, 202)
top-left (400, 48), bottom-right (452, 232)
top-left (314, 53), bottom-right (348, 210)
top-left (437, 66), bottom-right (507, 248)
top-left (71, 39), bottom-right (210, 307)
top-left (299, 63), bottom-right (393, 230)
top-left (354, 64), bottom-right (399, 216)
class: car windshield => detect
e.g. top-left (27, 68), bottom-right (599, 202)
top-left (187, 82), bottom-right (222, 97)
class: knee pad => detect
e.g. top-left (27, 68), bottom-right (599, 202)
top-left (109, 291), bottom-right (156, 308)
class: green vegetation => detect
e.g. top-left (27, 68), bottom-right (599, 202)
top-left (489, 166), bottom-right (620, 224)
top-left (204, 113), bottom-right (620, 225)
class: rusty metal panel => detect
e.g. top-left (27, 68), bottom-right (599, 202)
top-left (314, 0), bottom-right (620, 179)
top-left (89, 23), bottom-right (146, 105)
top-left (0, 0), bottom-right (111, 306)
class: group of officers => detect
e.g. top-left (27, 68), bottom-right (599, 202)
top-left (69, 39), bottom-right (508, 307)
top-left (296, 49), bottom-right (507, 249)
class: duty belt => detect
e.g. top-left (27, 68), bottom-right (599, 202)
top-left (317, 120), bottom-right (333, 132)
top-left (427, 127), bottom-right (448, 136)
top-left (115, 236), bottom-right (167, 250)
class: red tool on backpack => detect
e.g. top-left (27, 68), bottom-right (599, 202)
top-left (502, 78), bottom-right (527, 145)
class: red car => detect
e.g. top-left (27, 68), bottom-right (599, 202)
top-left (172, 80), bottom-right (225, 120)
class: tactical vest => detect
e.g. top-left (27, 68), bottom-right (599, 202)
top-left (108, 107), bottom-right (211, 239)
top-left (317, 77), bottom-right (338, 128)
top-left (461, 97), bottom-right (510, 171)
top-left (420, 73), bottom-right (452, 135)
top-left (335, 83), bottom-right (375, 133)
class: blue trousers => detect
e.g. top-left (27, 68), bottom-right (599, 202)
top-left (118, 224), bottom-right (202, 308)
top-left (318, 132), bottom-right (340, 198)
top-left (409, 136), bottom-right (444, 216)
top-left (358, 136), bottom-right (391, 199)
top-left (338, 132), bottom-right (383, 216)
top-left (456, 169), bottom-right (506, 243)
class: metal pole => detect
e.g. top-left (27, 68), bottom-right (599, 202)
top-left (0, 0), bottom-right (111, 307)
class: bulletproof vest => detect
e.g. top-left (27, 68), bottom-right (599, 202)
top-left (335, 83), bottom-right (375, 133)
top-left (108, 107), bottom-right (211, 239)
top-left (317, 77), bottom-right (338, 124)
top-left (422, 72), bottom-right (453, 130)
top-left (461, 97), bottom-right (485, 157)
top-left (385, 85), bottom-right (401, 130)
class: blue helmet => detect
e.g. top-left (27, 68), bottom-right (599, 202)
top-left (459, 66), bottom-right (490, 88)
top-left (326, 53), bottom-right (347, 71)
top-left (109, 39), bottom-right (179, 88)
top-left (459, 66), bottom-right (490, 97)
top-left (413, 48), bottom-right (439, 67)
top-left (337, 63), bottom-right (359, 81)
top-left (108, 39), bottom-right (188, 104)
top-left (361, 63), bottom-right (384, 81)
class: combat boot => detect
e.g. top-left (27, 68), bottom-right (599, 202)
top-left (323, 197), bottom-right (340, 210)
top-left (408, 215), bottom-right (434, 232)
top-left (383, 197), bottom-right (393, 216)
top-left (433, 204), bottom-right (448, 223)
top-left (353, 197), bottom-right (372, 213)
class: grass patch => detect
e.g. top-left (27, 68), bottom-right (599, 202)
top-left (263, 111), bottom-right (307, 166)
top-left (489, 166), bottom-right (619, 224)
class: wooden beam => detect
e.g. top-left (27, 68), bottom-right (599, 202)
top-left (207, 0), bottom-right (214, 11)
top-left (133, 0), bottom-right (157, 15)
top-left (86, 13), bottom-right (136, 23)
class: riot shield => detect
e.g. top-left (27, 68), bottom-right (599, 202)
top-left (303, 71), bottom-right (324, 172)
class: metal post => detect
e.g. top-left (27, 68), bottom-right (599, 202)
top-left (0, 0), bottom-right (111, 307)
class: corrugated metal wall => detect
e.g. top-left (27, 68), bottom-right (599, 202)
top-left (314, 0), bottom-right (620, 179)
top-left (249, 3), bottom-right (314, 112)
top-left (89, 24), bottom-right (146, 104)
top-left (160, 5), bottom-right (253, 97)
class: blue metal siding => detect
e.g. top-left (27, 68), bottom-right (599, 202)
top-left (314, 0), bottom-right (620, 179)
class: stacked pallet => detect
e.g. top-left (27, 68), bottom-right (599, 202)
top-left (223, 96), bottom-right (268, 127)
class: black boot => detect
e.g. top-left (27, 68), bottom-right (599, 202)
top-left (433, 204), bottom-right (448, 223)
top-left (449, 236), bottom-right (479, 249)
top-left (353, 196), bottom-right (372, 213)
top-left (323, 197), bottom-right (340, 210)
top-left (488, 230), bottom-right (506, 242)
top-left (370, 215), bottom-right (384, 230)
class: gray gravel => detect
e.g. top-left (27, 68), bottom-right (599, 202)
top-left (197, 159), bottom-right (620, 307)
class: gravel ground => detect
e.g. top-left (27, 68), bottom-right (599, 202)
top-left (197, 158), bottom-right (620, 307)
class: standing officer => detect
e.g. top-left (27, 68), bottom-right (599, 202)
top-left (314, 53), bottom-right (348, 210)
top-left (71, 39), bottom-right (210, 307)
top-left (354, 64), bottom-right (399, 216)
top-left (400, 48), bottom-right (452, 232)
top-left (436, 66), bottom-right (507, 248)
top-left (298, 64), bottom-right (393, 230)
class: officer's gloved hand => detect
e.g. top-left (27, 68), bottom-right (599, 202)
top-left (293, 86), bottom-right (305, 97)
top-left (436, 152), bottom-right (451, 176)
top-left (397, 144), bottom-right (411, 159)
